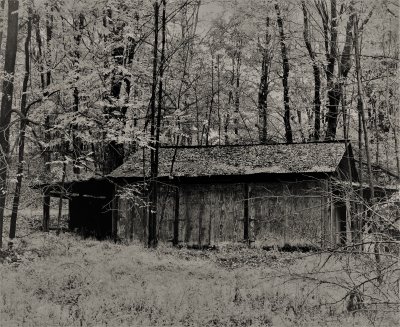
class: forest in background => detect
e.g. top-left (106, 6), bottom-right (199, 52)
top-left (0, 0), bottom-right (398, 246)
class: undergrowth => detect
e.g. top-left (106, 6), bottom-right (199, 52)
top-left (0, 215), bottom-right (398, 326)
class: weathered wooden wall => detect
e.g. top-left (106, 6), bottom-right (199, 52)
top-left (178, 184), bottom-right (244, 246)
top-left (248, 181), bottom-right (327, 247)
top-left (117, 179), bottom-right (344, 247)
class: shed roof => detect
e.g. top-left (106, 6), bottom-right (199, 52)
top-left (109, 142), bottom-right (349, 179)
top-left (31, 160), bottom-right (103, 189)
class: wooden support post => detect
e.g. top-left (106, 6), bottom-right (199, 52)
top-left (244, 183), bottom-right (250, 245)
top-left (173, 187), bottom-right (180, 246)
top-left (42, 189), bottom-right (50, 232)
top-left (68, 199), bottom-right (73, 231)
top-left (111, 188), bottom-right (118, 242)
top-left (320, 197), bottom-right (325, 248)
top-left (283, 196), bottom-right (288, 245)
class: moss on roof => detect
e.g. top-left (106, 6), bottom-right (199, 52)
top-left (109, 142), bottom-right (348, 179)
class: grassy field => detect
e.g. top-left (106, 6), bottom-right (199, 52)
top-left (0, 214), bottom-right (398, 326)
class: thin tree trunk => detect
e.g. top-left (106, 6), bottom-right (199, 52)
top-left (9, 6), bottom-right (31, 239)
top-left (72, 13), bottom-right (84, 174)
top-left (34, 14), bottom-right (46, 89)
top-left (275, 4), bottom-right (293, 143)
top-left (325, 1), bottom-right (355, 139)
top-left (258, 17), bottom-right (270, 144)
top-left (56, 159), bottom-right (66, 235)
top-left (0, 0), bottom-right (5, 96)
top-left (354, 18), bottom-right (373, 200)
top-left (355, 18), bottom-right (381, 283)
top-left (234, 50), bottom-right (241, 139)
top-left (374, 107), bottom-right (379, 165)
top-left (225, 57), bottom-right (235, 145)
top-left (206, 57), bottom-right (214, 146)
top-left (34, 11), bottom-right (52, 232)
top-left (154, 0), bottom-right (166, 239)
top-left (41, 8), bottom-right (53, 232)
top-left (42, 116), bottom-right (51, 232)
top-left (104, 9), bottom-right (127, 174)
top-left (217, 55), bottom-right (221, 144)
top-left (324, 0), bottom-right (339, 140)
top-left (393, 126), bottom-right (400, 177)
top-left (0, 0), bottom-right (19, 248)
top-left (148, 0), bottom-right (159, 247)
top-left (0, 0), bottom-right (5, 57)
top-left (301, 2), bottom-right (321, 140)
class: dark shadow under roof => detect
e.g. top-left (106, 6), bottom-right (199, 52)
top-left (109, 142), bottom-right (349, 179)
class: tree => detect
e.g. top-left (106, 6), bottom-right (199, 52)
top-left (301, 1), bottom-right (321, 140)
top-left (148, 0), bottom-right (159, 247)
top-left (275, 3), bottom-right (292, 144)
top-left (9, 5), bottom-right (32, 239)
top-left (0, 0), bottom-right (5, 53)
top-left (316, 0), bottom-right (356, 140)
top-left (257, 17), bottom-right (271, 144)
top-left (0, 0), bottom-right (19, 248)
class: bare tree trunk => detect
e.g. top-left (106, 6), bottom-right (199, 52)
top-left (9, 6), bottom-right (31, 240)
top-left (154, 0), bottom-right (166, 239)
top-left (275, 3), bottom-right (293, 143)
top-left (323, 0), bottom-right (338, 140)
top-left (374, 107), bottom-right (379, 165)
top-left (225, 57), bottom-right (235, 145)
top-left (104, 9), bottom-right (126, 174)
top-left (206, 57), bottom-right (214, 146)
top-left (301, 2), bottom-right (321, 140)
top-left (217, 54), bottom-right (221, 144)
top-left (355, 18), bottom-right (373, 200)
top-left (393, 126), bottom-right (400, 177)
top-left (37, 8), bottom-right (53, 232)
top-left (34, 10), bottom-right (53, 232)
top-left (42, 116), bottom-right (50, 232)
top-left (148, 0), bottom-right (159, 247)
top-left (0, 0), bottom-right (19, 248)
top-left (34, 14), bottom-right (45, 89)
top-left (234, 49), bottom-right (241, 139)
top-left (72, 13), bottom-right (84, 174)
top-left (258, 17), bottom-right (270, 144)
top-left (321, 1), bottom-right (356, 140)
top-left (355, 16), bottom-right (381, 282)
top-left (0, 0), bottom-right (5, 53)
top-left (0, 0), bottom-right (5, 96)
top-left (56, 159), bottom-right (66, 235)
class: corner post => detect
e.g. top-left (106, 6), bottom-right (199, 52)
top-left (111, 186), bottom-right (118, 242)
top-left (244, 183), bottom-right (250, 245)
top-left (173, 186), bottom-right (180, 246)
top-left (43, 188), bottom-right (50, 232)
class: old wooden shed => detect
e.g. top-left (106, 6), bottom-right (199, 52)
top-left (108, 141), bottom-right (359, 248)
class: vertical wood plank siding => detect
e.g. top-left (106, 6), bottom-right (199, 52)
top-left (117, 180), bottom-right (338, 247)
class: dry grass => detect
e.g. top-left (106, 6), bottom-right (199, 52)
top-left (0, 214), bottom-right (398, 326)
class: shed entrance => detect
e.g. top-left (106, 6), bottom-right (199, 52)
top-left (69, 195), bottom-right (112, 239)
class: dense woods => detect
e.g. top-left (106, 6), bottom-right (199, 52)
top-left (0, 0), bottom-right (398, 241)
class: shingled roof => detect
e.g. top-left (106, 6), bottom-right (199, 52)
top-left (109, 142), bottom-right (349, 179)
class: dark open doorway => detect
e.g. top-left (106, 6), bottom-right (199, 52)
top-left (69, 195), bottom-right (113, 239)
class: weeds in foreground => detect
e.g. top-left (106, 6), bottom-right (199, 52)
top-left (1, 230), bottom-right (398, 327)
